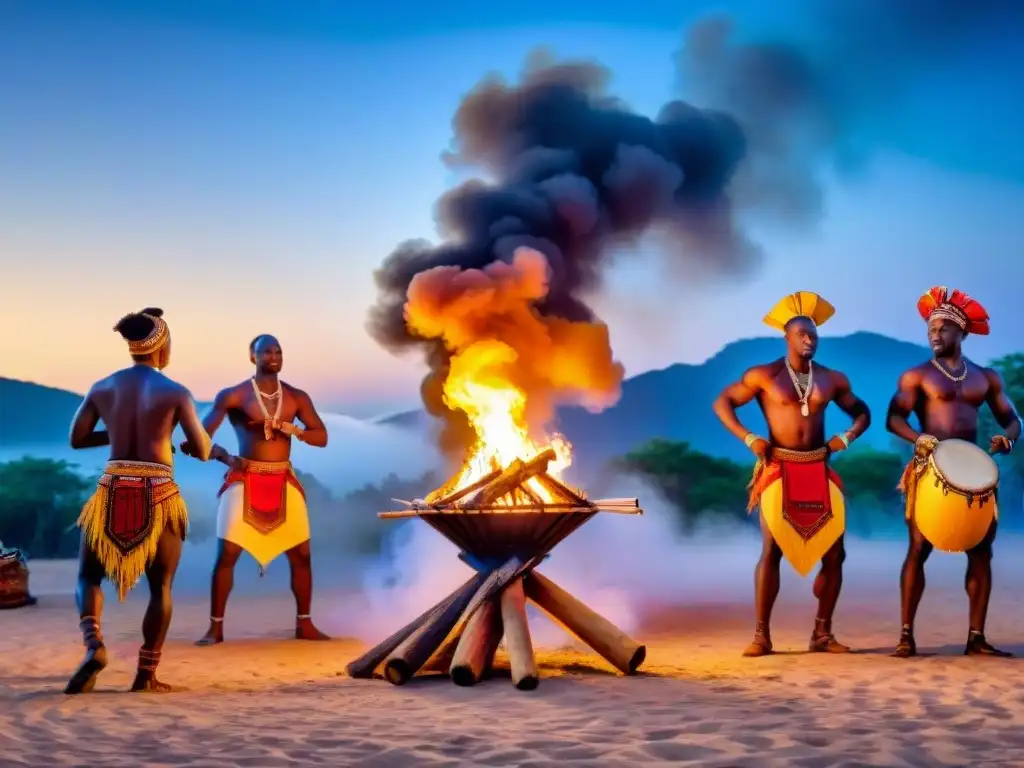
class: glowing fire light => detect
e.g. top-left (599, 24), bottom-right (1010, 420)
top-left (404, 246), bottom-right (622, 506)
top-left (426, 338), bottom-right (573, 504)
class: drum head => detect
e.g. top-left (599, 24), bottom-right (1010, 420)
top-left (932, 438), bottom-right (999, 492)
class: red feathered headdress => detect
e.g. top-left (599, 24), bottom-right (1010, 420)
top-left (916, 286), bottom-right (990, 336)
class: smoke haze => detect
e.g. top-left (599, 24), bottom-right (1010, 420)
top-left (366, 2), bottom-right (1024, 461)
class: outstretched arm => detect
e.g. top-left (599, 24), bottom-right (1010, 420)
top-left (832, 373), bottom-right (871, 443)
top-left (886, 369), bottom-right (923, 444)
top-left (69, 386), bottom-right (109, 450)
top-left (712, 367), bottom-right (764, 444)
top-left (189, 387), bottom-right (237, 464)
top-left (983, 367), bottom-right (1022, 448)
top-left (177, 391), bottom-right (212, 462)
top-left (294, 390), bottom-right (328, 448)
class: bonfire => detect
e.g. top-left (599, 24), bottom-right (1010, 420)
top-left (346, 341), bottom-right (646, 690)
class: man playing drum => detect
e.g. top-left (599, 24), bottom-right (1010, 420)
top-left (887, 286), bottom-right (1021, 658)
top-left (713, 291), bottom-right (872, 657)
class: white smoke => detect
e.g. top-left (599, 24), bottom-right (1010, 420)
top-left (339, 468), bottom-right (1007, 649)
top-left (342, 471), bottom-right (764, 647)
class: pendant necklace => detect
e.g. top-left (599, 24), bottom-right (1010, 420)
top-left (251, 378), bottom-right (283, 440)
top-left (785, 359), bottom-right (813, 417)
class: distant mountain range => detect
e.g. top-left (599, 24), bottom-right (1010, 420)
top-left (0, 378), bottom-right (211, 448)
top-left (381, 332), bottom-right (936, 474)
top-left (0, 332), bottom-right (932, 473)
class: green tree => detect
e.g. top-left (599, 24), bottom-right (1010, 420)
top-left (975, 354), bottom-right (1024, 514)
top-left (617, 439), bottom-right (910, 537)
top-left (831, 447), bottom-right (906, 537)
top-left (617, 439), bottom-right (752, 530)
top-left (309, 470), bottom-right (440, 556)
top-left (0, 456), bottom-right (90, 558)
top-left (831, 447), bottom-right (905, 505)
top-left (981, 354), bottom-right (1024, 463)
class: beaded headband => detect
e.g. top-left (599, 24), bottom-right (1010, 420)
top-left (113, 313), bottom-right (169, 355)
top-left (926, 304), bottom-right (968, 331)
top-left (917, 285), bottom-right (990, 336)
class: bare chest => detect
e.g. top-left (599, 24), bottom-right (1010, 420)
top-left (920, 368), bottom-right (987, 407)
top-left (235, 388), bottom-right (299, 424)
top-left (763, 369), bottom-right (837, 409)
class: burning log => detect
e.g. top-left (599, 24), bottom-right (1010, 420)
top-left (460, 448), bottom-right (557, 508)
top-left (449, 599), bottom-right (503, 686)
top-left (428, 468), bottom-right (501, 507)
top-left (534, 472), bottom-right (589, 507)
top-left (500, 578), bottom-right (539, 690)
top-left (523, 570), bottom-right (646, 675)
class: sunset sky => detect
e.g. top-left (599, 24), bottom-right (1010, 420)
top-left (3, 1), bottom-right (1022, 417)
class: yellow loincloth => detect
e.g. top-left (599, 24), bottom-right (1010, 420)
top-left (216, 460), bottom-right (310, 568)
top-left (77, 460), bottom-right (188, 601)
top-left (749, 447), bottom-right (846, 578)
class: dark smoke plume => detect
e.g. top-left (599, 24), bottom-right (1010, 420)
top-left (367, 55), bottom-right (764, 457)
top-left (367, 4), bottom-right (1022, 460)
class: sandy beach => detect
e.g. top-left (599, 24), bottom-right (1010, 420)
top-left (4, 557), bottom-right (1024, 768)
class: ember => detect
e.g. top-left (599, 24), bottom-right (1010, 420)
top-left (346, 448), bottom-right (646, 690)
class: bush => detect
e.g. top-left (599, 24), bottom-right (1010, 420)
top-left (617, 439), bottom-right (908, 536)
top-left (308, 470), bottom-right (440, 557)
top-left (0, 456), bottom-right (90, 558)
top-left (617, 439), bottom-right (752, 531)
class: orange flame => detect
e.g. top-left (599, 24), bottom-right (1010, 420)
top-left (404, 246), bottom-right (624, 504)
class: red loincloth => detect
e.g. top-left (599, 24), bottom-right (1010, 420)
top-left (105, 476), bottom-right (157, 554)
top-left (79, 461), bottom-right (187, 601)
top-left (218, 463), bottom-right (305, 535)
top-left (749, 459), bottom-right (843, 541)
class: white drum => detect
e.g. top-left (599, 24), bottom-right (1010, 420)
top-left (932, 439), bottom-right (1000, 494)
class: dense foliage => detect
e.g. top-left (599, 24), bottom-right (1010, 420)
top-left (618, 439), bottom-right (910, 536)
top-left (0, 457), bottom-right (88, 558)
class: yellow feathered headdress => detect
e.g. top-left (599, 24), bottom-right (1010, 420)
top-left (763, 291), bottom-right (835, 333)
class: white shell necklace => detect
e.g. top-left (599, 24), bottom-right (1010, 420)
top-left (785, 359), bottom-right (813, 417)
top-left (251, 378), bottom-right (282, 440)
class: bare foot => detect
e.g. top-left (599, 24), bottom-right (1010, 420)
top-left (130, 671), bottom-right (174, 693)
top-left (64, 644), bottom-right (108, 694)
top-left (296, 617), bottom-right (330, 641)
top-left (195, 622), bottom-right (223, 646)
top-left (742, 634), bottom-right (772, 657)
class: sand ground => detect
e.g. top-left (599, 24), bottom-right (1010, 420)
top-left (4, 560), bottom-right (1024, 767)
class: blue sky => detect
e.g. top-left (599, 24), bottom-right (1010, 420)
top-left (2, 0), bottom-right (1022, 416)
